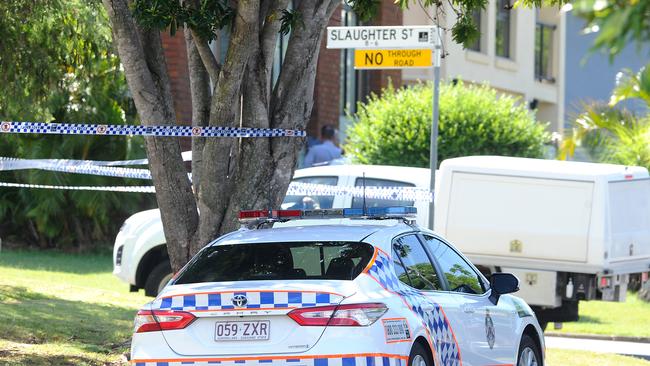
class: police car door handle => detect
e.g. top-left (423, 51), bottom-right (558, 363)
top-left (461, 304), bottom-right (475, 314)
top-left (421, 303), bottom-right (434, 312)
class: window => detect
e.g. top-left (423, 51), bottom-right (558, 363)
top-left (174, 241), bottom-right (375, 284)
top-left (495, 0), bottom-right (512, 58)
top-left (423, 236), bottom-right (485, 294)
top-left (282, 176), bottom-right (338, 210)
top-left (534, 22), bottom-right (555, 82)
top-left (392, 235), bottom-right (442, 291)
top-left (351, 178), bottom-right (415, 209)
top-left (467, 9), bottom-right (483, 52)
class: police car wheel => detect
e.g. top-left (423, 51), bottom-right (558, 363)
top-left (408, 342), bottom-right (431, 366)
top-left (517, 335), bottom-right (541, 366)
top-left (144, 261), bottom-right (173, 297)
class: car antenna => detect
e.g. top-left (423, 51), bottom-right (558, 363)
top-left (362, 172), bottom-right (367, 216)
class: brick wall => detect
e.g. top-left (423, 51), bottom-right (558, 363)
top-left (160, 32), bottom-right (192, 150)
top-left (309, 9), bottom-right (342, 137)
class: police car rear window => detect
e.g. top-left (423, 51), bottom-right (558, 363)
top-left (174, 242), bottom-right (375, 284)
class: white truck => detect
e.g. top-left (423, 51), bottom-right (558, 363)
top-left (113, 156), bottom-right (650, 328)
top-left (434, 156), bottom-right (650, 328)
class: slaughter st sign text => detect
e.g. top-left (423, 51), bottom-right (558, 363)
top-left (326, 26), bottom-right (438, 49)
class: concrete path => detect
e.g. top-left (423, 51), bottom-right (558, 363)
top-left (546, 336), bottom-right (650, 360)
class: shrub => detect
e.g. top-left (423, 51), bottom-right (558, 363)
top-left (344, 82), bottom-right (550, 168)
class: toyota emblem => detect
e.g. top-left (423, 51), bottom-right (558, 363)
top-left (232, 294), bottom-right (248, 308)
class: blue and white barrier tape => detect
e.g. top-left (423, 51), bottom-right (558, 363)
top-left (0, 157), bottom-right (433, 201)
top-left (0, 182), bottom-right (155, 193)
top-left (287, 182), bottom-right (433, 202)
top-left (0, 157), bottom-right (152, 179)
top-left (0, 121), bottom-right (306, 138)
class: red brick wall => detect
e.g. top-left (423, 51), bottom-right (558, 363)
top-left (309, 10), bottom-right (342, 137)
top-left (160, 32), bottom-right (192, 150)
top-left (160, 33), bottom-right (192, 125)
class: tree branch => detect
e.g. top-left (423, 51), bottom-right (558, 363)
top-left (191, 30), bottom-right (222, 84)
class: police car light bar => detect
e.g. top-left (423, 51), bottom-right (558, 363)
top-left (238, 206), bottom-right (417, 224)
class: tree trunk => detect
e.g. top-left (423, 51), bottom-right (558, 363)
top-left (103, 0), bottom-right (198, 271)
top-left (103, 0), bottom-right (339, 271)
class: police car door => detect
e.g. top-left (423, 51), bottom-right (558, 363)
top-left (420, 234), bottom-right (517, 366)
top-left (391, 234), bottom-right (463, 366)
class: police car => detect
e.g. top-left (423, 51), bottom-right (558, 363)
top-left (131, 207), bottom-right (544, 366)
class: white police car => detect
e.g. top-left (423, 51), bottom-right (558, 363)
top-left (131, 207), bottom-right (544, 366)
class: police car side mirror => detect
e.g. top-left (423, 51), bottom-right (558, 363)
top-left (489, 273), bottom-right (519, 305)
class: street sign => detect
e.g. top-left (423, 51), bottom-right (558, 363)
top-left (327, 26), bottom-right (438, 49)
top-left (354, 49), bottom-right (432, 69)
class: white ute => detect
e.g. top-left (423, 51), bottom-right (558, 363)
top-left (434, 156), bottom-right (650, 327)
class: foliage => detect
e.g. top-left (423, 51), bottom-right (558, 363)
top-left (345, 82), bottom-right (550, 168)
top-left (131, 0), bottom-right (234, 39)
top-left (560, 63), bottom-right (650, 170)
top-left (572, 0), bottom-right (650, 60)
top-left (0, 0), bottom-right (154, 250)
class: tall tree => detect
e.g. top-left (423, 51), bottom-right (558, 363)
top-left (109, 0), bottom-right (632, 270)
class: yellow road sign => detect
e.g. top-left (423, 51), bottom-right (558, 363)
top-left (354, 49), bottom-right (432, 69)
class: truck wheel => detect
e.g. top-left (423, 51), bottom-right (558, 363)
top-left (408, 342), bottom-right (432, 366)
top-left (144, 261), bottom-right (173, 297)
top-left (517, 334), bottom-right (541, 366)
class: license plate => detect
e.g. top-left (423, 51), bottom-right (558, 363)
top-left (215, 321), bottom-right (270, 341)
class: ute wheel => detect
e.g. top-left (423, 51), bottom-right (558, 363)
top-left (144, 261), bottom-right (173, 297)
top-left (517, 334), bottom-right (542, 366)
top-left (408, 342), bottom-right (432, 366)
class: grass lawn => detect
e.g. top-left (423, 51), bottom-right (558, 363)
top-left (0, 249), bottom-right (148, 365)
top-left (546, 349), bottom-right (650, 366)
top-left (552, 293), bottom-right (650, 338)
top-left (1, 249), bottom-right (649, 365)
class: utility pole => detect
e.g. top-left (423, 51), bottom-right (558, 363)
top-left (428, 30), bottom-right (442, 231)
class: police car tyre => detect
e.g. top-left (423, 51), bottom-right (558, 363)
top-left (408, 342), bottom-right (431, 366)
top-left (144, 261), bottom-right (173, 297)
top-left (517, 335), bottom-right (541, 366)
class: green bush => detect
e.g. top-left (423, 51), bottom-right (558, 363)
top-left (0, 1), bottom-right (155, 250)
top-left (345, 82), bottom-right (550, 167)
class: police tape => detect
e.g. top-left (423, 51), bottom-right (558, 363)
top-left (0, 121), bottom-right (306, 138)
top-left (0, 182), bottom-right (156, 193)
top-left (0, 181), bottom-right (433, 201)
top-left (287, 182), bottom-right (433, 202)
top-left (0, 157), bottom-right (152, 179)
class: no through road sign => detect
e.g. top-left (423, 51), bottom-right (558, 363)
top-left (354, 49), bottom-right (432, 69)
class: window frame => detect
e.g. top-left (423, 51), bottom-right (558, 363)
top-left (390, 232), bottom-right (447, 292)
top-left (418, 232), bottom-right (491, 297)
top-left (495, 0), bottom-right (513, 59)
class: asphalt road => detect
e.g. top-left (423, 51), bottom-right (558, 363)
top-left (546, 336), bottom-right (650, 360)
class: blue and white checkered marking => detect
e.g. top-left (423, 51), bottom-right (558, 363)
top-left (151, 291), bottom-right (344, 312)
top-left (0, 121), bottom-right (305, 138)
top-left (132, 354), bottom-right (408, 366)
top-left (366, 250), bottom-right (461, 366)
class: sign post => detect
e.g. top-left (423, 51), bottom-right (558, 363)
top-left (326, 25), bottom-right (442, 229)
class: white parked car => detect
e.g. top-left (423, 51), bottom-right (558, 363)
top-left (113, 164), bottom-right (430, 296)
top-left (131, 208), bottom-right (544, 366)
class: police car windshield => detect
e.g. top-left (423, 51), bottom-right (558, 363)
top-left (174, 241), bottom-right (375, 284)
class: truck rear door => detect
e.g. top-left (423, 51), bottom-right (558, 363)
top-left (607, 179), bottom-right (650, 273)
